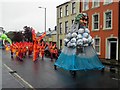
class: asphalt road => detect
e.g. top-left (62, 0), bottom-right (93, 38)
top-left (1, 49), bottom-right (120, 89)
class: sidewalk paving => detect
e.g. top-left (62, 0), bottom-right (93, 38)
top-left (100, 59), bottom-right (120, 73)
top-left (100, 59), bottom-right (119, 66)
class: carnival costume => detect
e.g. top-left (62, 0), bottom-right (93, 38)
top-left (54, 13), bottom-right (104, 71)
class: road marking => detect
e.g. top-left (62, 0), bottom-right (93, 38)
top-left (4, 64), bottom-right (13, 71)
top-left (3, 64), bottom-right (35, 90)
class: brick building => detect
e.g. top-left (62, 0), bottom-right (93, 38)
top-left (80, 0), bottom-right (119, 60)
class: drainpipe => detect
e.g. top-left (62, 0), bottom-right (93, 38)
top-left (118, 1), bottom-right (120, 63)
top-left (80, 1), bottom-right (82, 13)
top-left (56, 7), bottom-right (59, 49)
top-left (118, 1), bottom-right (120, 88)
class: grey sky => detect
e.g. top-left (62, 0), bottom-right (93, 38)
top-left (1, 0), bottom-right (70, 33)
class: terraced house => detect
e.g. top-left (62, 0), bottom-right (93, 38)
top-left (56, 0), bottom-right (119, 61)
top-left (56, 0), bottom-right (80, 50)
top-left (81, 0), bottom-right (119, 61)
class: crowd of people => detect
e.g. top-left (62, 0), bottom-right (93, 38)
top-left (5, 41), bottom-right (59, 62)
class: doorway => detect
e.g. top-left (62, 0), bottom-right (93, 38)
top-left (110, 42), bottom-right (116, 59)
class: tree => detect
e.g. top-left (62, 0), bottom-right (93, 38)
top-left (23, 26), bottom-right (32, 42)
top-left (6, 31), bottom-right (14, 42)
top-left (13, 31), bottom-right (23, 42)
top-left (6, 31), bottom-right (23, 42)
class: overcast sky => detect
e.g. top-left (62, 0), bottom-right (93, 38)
top-left (0, 0), bottom-right (70, 33)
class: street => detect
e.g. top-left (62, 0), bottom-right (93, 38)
top-left (1, 49), bottom-right (120, 89)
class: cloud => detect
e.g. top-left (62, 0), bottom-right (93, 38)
top-left (1, 0), bottom-right (70, 32)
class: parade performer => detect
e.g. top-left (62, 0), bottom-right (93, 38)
top-left (33, 39), bottom-right (38, 61)
top-left (28, 43), bottom-right (33, 57)
top-left (32, 29), bottom-right (38, 62)
top-left (0, 33), bottom-right (12, 50)
top-left (40, 41), bottom-right (46, 60)
top-left (53, 44), bottom-right (58, 60)
top-left (10, 43), bottom-right (17, 59)
top-left (49, 43), bottom-right (58, 61)
top-left (54, 13), bottom-right (104, 72)
top-left (0, 33), bottom-right (13, 59)
top-left (10, 45), bottom-right (14, 58)
top-left (32, 29), bottom-right (46, 62)
top-left (49, 43), bottom-right (54, 61)
top-left (0, 33), bottom-right (12, 45)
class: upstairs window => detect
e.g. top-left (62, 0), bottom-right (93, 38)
top-left (104, 11), bottom-right (112, 29)
top-left (92, 14), bottom-right (99, 30)
top-left (60, 7), bottom-right (62, 18)
top-left (92, 0), bottom-right (100, 8)
top-left (65, 21), bottom-right (68, 34)
top-left (83, 0), bottom-right (89, 11)
top-left (60, 23), bottom-right (62, 34)
top-left (104, 0), bottom-right (113, 5)
top-left (65, 5), bottom-right (69, 16)
top-left (72, 2), bottom-right (76, 14)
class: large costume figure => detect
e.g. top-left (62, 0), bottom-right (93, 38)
top-left (54, 13), bottom-right (104, 72)
top-left (0, 33), bottom-right (12, 45)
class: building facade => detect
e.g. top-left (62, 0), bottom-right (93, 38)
top-left (46, 29), bottom-right (57, 44)
top-left (81, 0), bottom-right (119, 60)
top-left (56, 0), bottom-right (80, 50)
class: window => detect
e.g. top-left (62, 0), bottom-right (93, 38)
top-left (104, 0), bottom-right (113, 4)
top-left (60, 39), bottom-right (62, 50)
top-left (104, 11), bottom-right (112, 29)
top-left (60, 7), bottom-right (62, 18)
top-left (94, 38), bottom-right (100, 54)
top-left (65, 21), bottom-right (68, 34)
top-left (92, 0), bottom-right (99, 8)
top-left (60, 23), bottom-right (62, 34)
top-left (72, 2), bottom-right (76, 14)
top-left (65, 5), bottom-right (69, 16)
top-left (92, 14), bottom-right (99, 30)
top-left (72, 19), bottom-right (74, 24)
top-left (83, 0), bottom-right (89, 11)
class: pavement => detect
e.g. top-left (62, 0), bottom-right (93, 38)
top-left (100, 58), bottom-right (120, 74)
top-left (101, 59), bottom-right (120, 67)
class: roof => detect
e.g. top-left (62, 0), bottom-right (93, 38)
top-left (46, 30), bottom-right (56, 36)
top-left (56, 0), bottom-right (77, 8)
top-left (56, 1), bottom-right (70, 8)
top-left (51, 30), bottom-right (57, 35)
top-left (37, 30), bottom-right (56, 37)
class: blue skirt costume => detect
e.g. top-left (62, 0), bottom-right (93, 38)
top-left (55, 13), bottom-right (104, 71)
top-left (54, 46), bottom-right (104, 71)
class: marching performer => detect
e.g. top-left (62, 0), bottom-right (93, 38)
top-left (54, 13), bottom-right (104, 75)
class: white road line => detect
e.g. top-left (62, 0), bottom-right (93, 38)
top-left (4, 64), bottom-right (13, 71)
top-left (3, 64), bottom-right (25, 88)
top-left (14, 73), bottom-right (34, 89)
top-left (3, 64), bottom-right (35, 90)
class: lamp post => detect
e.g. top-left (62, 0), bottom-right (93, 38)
top-left (38, 6), bottom-right (46, 41)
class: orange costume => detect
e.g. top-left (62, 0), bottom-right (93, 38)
top-left (32, 29), bottom-right (46, 62)
top-left (40, 42), bottom-right (46, 60)
top-left (33, 40), bottom-right (41, 62)
top-left (28, 44), bottom-right (33, 57)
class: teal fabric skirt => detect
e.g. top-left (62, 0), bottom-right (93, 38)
top-left (54, 46), bottom-right (104, 71)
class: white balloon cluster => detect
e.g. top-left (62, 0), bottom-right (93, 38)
top-left (64, 28), bottom-right (94, 48)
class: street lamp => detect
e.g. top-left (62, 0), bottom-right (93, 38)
top-left (38, 6), bottom-right (46, 33)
